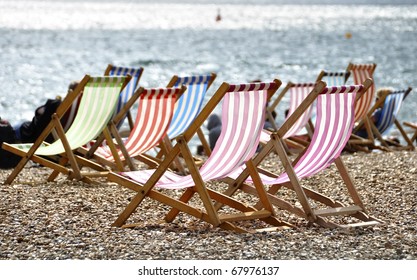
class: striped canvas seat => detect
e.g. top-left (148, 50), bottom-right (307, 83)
top-left (261, 82), bottom-right (316, 144)
top-left (123, 83), bottom-right (271, 188)
top-left (107, 80), bottom-right (294, 232)
top-left (95, 87), bottom-right (183, 163)
top-left (226, 80), bottom-right (381, 228)
top-left (167, 74), bottom-right (215, 139)
top-left (376, 89), bottom-right (407, 134)
top-left (347, 63), bottom-right (377, 122)
top-left (365, 87), bottom-right (414, 151)
top-left (105, 65), bottom-right (144, 128)
top-left (3, 76), bottom-right (130, 184)
top-left (257, 85), bottom-right (362, 185)
top-left (316, 70), bottom-right (350, 87)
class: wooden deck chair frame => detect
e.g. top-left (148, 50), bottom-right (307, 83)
top-left (107, 79), bottom-right (296, 233)
top-left (263, 82), bottom-right (318, 152)
top-left (403, 121), bottom-right (417, 146)
top-left (104, 64), bottom-right (144, 130)
top-left (219, 79), bottom-right (382, 229)
top-left (353, 87), bottom-right (414, 151)
top-left (2, 75), bottom-right (131, 184)
top-left (78, 85), bottom-right (186, 174)
top-left (345, 63), bottom-right (378, 151)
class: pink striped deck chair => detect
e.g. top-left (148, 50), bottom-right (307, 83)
top-left (224, 79), bottom-right (381, 229)
top-left (107, 80), bottom-right (295, 232)
top-left (261, 82), bottom-right (316, 150)
top-left (87, 86), bottom-right (186, 172)
top-left (346, 63), bottom-right (377, 150)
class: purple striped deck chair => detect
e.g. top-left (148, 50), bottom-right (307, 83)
top-left (107, 80), bottom-right (295, 232)
top-left (225, 79), bottom-right (381, 229)
top-left (105, 64), bottom-right (144, 129)
top-left (355, 87), bottom-right (414, 151)
top-left (2, 75), bottom-right (131, 184)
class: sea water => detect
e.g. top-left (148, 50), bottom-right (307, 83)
top-left (0, 0), bottom-right (416, 145)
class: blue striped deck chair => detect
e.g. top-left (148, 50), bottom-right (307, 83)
top-left (355, 87), bottom-right (414, 151)
top-left (2, 75), bottom-right (131, 184)
top-left (166, 73), bottom-right (216, 156)
top-left (104, 64), bottom-right (144, 130)
top-left (151, 73), bottom-right (217, 174)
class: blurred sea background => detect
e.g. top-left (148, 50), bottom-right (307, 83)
top-left (0, 0), bottom-right (416, 147)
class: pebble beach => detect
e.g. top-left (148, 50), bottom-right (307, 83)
top-left (0, 150), bottom-right (416, 260)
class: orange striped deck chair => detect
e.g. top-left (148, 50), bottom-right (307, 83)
top-left (84, 86), bottom-right (186, 172)
top-left (2, 75), bottom-right (131, 184)
top-left (345, 63), bottom-right (377, 150)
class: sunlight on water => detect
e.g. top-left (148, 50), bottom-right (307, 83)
top-left (0, 0), bottom-right (416, 140)
top-left (0, 1), bottom-right (416, 31)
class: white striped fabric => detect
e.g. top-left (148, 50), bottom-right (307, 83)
top-left (253, 85), bottom-right (362, 185)
top-left (167, 75), bottom-right (211, 138)
top-left (349, 64), bottom-right (376, 122)
top-left (321, 71), bottom-right (349, 87)
top-left (283, 83), bottom-right (316, 138)
top-left (13, 77), bottom-right (126, 156)
top-left (376, 90), bottom-right (406, 134)
top-left (95, 88), bottom-right (180, 161)
top-left (121, 82), bottom-right (274, 189)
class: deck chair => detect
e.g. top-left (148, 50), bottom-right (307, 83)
top-left (81, 86), bottom-right (186, 172)
top-left (345, 63), bottom-right (378, 150)
top-left (151, 73), bottom-right (216, 173)
top-left (222, 79), bottom-right (382, 229)
top-left (104, 64), bottom-right (144, 130)
top-left (353, 87), bottom-right (414, 151)
top-left (2, 75), bottom-right (131, 184)
top-left (316, 70), bottom-right (350, 86)
top-left (261, 82), bottom-right (317, 151)
top-left (107, 79), bottom-right (296, 232)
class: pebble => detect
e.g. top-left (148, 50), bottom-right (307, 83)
top-left (0, 150), bottom-right (416, 260)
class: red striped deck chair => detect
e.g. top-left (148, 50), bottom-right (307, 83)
top-left (223, 79), bottom-right (382, 229)
top-left (354, 87), bottom-right (414, 151)
top-left (2, 75), bottom-right (131, 184)
top-left (261, 82), bottom-right (316, 150)
top-left (104, 64), bottom-right (144, 130)
top-left (107, 80), bottom-right (295, 232)
top-left (85, 86), bottom-right (186, 172)
top-left (346, 63), bottom-right (377, 150)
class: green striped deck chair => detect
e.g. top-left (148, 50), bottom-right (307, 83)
top-left (2, 75), bottom-right (130, 184)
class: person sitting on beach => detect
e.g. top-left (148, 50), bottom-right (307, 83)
top-left (13, 80), bottom-right (79, 144)
top-left (355, 88), bottom-right (400, 145)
